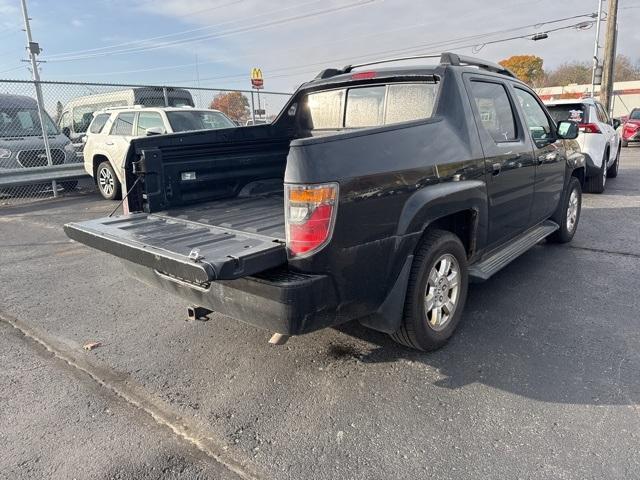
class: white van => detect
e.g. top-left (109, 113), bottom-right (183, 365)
top-left (58, 87), bottom-right (194, 156)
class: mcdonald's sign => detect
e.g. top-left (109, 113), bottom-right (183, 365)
top-left (250, 68), bottom-right (264, 89)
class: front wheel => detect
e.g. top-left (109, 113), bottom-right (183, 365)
top-left (549, 177), bottom-right (582, 244)
top-left (96, 161), bottom-right (121, 200)
top-left (390, 229), bottom-right (469, 351)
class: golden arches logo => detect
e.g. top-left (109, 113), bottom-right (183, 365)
top-left (251, 68), bottom-right (264, 88)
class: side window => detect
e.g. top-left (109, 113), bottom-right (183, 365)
top-left (514, 88), bottom-right (554, 146)
top-left (136, 112), bottom-right (164, 136)
top-left (469, 81), bottom-right (517, 143)
top-left (59, 112), bottom-right (71, 131)
top-left (89, 113), bottom-right (110, 134)
top-left (110, 112), bottom-right (135, 136)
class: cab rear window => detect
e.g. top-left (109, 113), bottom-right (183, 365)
top-left (304, 82), bottom-right (439, 129)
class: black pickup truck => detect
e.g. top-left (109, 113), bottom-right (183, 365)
top-left (65, 53), bottom-right (585, 351)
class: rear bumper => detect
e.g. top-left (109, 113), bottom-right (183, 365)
top-left (124, 262), bottom-right (340, 335)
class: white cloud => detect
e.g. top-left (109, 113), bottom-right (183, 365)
top-left (71, 18), bottom-right (84, 28)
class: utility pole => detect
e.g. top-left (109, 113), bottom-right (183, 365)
top-left (20, 0), bottom-right (57, 196)
top-left (600, 0), bottom-right (619, 114)
top-left (590, 0), bottom-right (604, 98)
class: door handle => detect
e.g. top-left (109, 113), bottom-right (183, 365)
top-left (492, 162), bottom-right (502, 175)
top-left (105, 141), bottom-right (114, 146)
top-left (538, 152), bottom-right (558, 164)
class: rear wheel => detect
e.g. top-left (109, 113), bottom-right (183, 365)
top-left (549, 177), bottom-right (582, 244)
top-left (585, 150), bottom-right (607, 194)
top-left (96, 161), bottom-right (121, 200)
top-left (390, 229), bottom-right (468, 351)
top-left (607, 146), bottom-right (620, 178)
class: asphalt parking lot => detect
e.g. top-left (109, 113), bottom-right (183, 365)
top-left (1, 148), bottom-right (639, 479)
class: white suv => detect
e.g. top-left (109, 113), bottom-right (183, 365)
top-left (545, 98), bottom-right (621, 193)
top-left (83, 106), bottom-right (235, 199)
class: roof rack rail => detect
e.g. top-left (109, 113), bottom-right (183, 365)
top-left (439, 52), bottom-right (515, 78)
top-left (314, 51), bottom-right (516, 80)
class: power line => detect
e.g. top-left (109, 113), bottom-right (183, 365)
top-left (49, 11), bottom-right (597, 81)
top-left (44, 0), bottom-right (381, 62)
top-left (166, 18), bottom-right (596, 86)
top-left (43, 0), bottom-right (320, 59)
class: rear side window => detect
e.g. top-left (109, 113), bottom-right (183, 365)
top-left (305, 82), bottom-right (438, 129)
top-left (89, 113), bottom-right (110, 134)
top-left (136, 112), bottom-right (164, 136)
top-left (546, 104), bottom-right (587, 124)
top-left (110, 112), bottom-right (135, 135)
top-left (469, 81), bottom-right (517, 143)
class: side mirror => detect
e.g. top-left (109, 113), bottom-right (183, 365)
top-left (557, 120), bottom-right (579, 140)
top-left (612, 118), bottom-right (621, 129)
top-left (145, 126), bottom-right (165, 136)
top-left (81, 135), bottom-right (87, 144)
top-left (62, 127), bottom-right (71, 138)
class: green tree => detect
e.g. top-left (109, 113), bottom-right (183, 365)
top-left (499, 55), bottom-right (544, 87)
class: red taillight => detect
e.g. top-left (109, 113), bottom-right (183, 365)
top-left (578, 123), bottom-right (601, 134)
top-left (351, 71), bottom-right (376, 80)
top-left (285, 183), bottom-right (338, 257)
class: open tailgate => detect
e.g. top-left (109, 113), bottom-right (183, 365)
top-left (64, 213), bottom-right (287, 284)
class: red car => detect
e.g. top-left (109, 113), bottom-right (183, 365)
top-left (621, 108), bottom-right (640, 147)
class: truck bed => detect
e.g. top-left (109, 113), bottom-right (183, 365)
top-left (158, 191), bottom-right (285, 240)
top-left (64, 191), bottom-right (287, 284)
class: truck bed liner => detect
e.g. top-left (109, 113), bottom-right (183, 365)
top-left (158, 192), bottom-right (285, 239)
top-left (64, 192), bottom-right (286, 284)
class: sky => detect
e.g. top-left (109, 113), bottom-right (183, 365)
top-left (1, 0), bottom-right (640, 95)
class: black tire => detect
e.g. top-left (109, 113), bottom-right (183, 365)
top-left (621, 139), bottom-right (628, 148)
top-left (549, 177), bottom-right (582, 244)
top-left (585, 151), bottom-right (607, 194)
top-left (96, 161), bottom-right (121, 200)
top-left (60, 180), bottom-right (78, 191)
top-left (390, 229), bottom-right (469, 351)
top-left (607, 146), bottom-right (620, 178)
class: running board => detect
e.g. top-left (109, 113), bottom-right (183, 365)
top-left (469, 221), bottom-right (559, 282)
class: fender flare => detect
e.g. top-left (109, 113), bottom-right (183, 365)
top-left (396, 179), bottom-right (488, 252)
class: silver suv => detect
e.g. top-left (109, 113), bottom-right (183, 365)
top-left (0, 94), bottom-right (77, 173)
top-left (83, 106), bottom-right (235, 199)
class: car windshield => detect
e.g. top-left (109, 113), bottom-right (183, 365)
top-left (629, 110), bottom-right (640, 120)
top-left (166, 110), bottom-right (235, 132)
top-left (546, 104), bottom-right (587, 124)
top-left (0, 107), bottom-right (58, 137)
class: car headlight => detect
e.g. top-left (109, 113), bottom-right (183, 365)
top-left (0, 148), bottom-right (11, 159)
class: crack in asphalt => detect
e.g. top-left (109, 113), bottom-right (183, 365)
top-left (0, 311), bottom-right (260, 480)
top-left (565, 244), bottom-right (640, 259)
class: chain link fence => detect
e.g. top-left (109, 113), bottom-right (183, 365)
top-left (0, 79), bottom-right (291, 205)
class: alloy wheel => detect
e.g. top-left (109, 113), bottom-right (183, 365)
top-left (424, 253), bottom-right (461, 331)
top-left (99, 167), bottom-right (114, 197)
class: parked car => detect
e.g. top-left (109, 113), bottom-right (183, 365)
top-left (83, 106), bottom-right (235, 200)
top-left (59, 87), bottom-right (194, 158)
top-left (621, 108), bottom-right (640, 147)
top-left (0, 94), bottom-right (79, 190)
top-left (65, 53), bottom-right (585, 352)
top-left (245, 119), bottom-right (267, 126)
top-left (545, 98), bottom-right (620, 193)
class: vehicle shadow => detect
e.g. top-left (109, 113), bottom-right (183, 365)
top-left (333, 246), bottom-right (640, 407)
